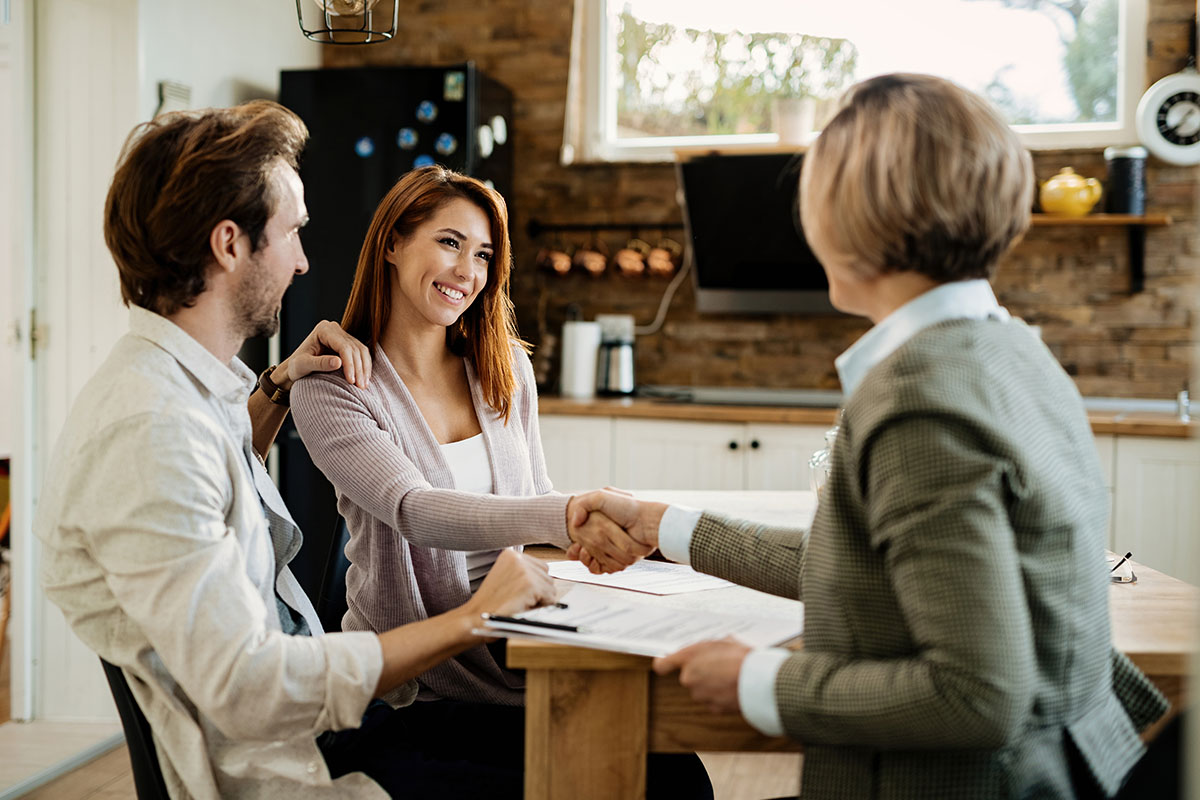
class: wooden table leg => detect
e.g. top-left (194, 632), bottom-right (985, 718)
top-left (524, 667), bottom-right (649, 800)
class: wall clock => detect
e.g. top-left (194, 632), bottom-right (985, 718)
top-left (1136, 67), bottom-right (1200, 165)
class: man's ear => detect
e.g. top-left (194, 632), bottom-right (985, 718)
top-left (209, 220), bottom-right (247, 274)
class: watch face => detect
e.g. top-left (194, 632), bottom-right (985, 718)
top-left (1157, 91), bottom-right (1200, 145)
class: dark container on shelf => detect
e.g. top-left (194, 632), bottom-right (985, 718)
top-left (1104, 146), bottom-right (1147, 214)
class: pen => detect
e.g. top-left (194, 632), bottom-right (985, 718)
top-left (482, 613), bottom-right (580, 633)
top-left (1110, 551), bottom-right (1133, 573)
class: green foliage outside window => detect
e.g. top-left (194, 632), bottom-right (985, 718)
top-left (614, 0), bottom-right (1119, 139)
top-left (615, 7), bottom-right (858, 138)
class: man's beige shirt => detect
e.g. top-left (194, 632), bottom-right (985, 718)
top-left (36, 306), bottom-right (386, 799)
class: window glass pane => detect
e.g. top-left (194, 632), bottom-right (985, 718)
top-left (611, 0), bottom-right (1119, 140)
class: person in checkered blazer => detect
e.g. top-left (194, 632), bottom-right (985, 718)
top-left (570, 74), bottom-right (1168, 799)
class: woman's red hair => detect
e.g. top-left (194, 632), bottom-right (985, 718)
top-left (341, 166), bottom-right (529, 422)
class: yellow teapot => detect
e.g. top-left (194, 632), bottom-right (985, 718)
top-left (1039, 167), bottom-right (1102, 217)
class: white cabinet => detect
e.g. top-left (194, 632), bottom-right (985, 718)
top-left (1093, 434), bottom-right (1116, 546)
top-left (538, 414), bottom-right (613, 493)
top-left (610, 418), bottom-right (828, 491)
top-left (745, 423), bottom-right (831, 491)
top-left (1112, 436), bottom-right (1200, 585)
top-left (613, 418), bottom-right (746, 489)
top-left (539, 412), bottom-right (1200, 584)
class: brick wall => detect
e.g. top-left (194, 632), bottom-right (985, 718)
top-left (324, 0), bottom-right (1199, 399)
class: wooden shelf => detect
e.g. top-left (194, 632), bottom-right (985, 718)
top-left (1030, 213), bottom-right (1172, 227)
top-left (1027, 213), bottom-right (1173, 293)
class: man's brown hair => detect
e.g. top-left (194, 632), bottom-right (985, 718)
top-left (103, 100), bottom-right (308, 316)
top-left (341, 165), bottom-right (529, 423)
top-left (800, 73), bottom-right (1033, 283)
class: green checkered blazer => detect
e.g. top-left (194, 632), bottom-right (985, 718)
top-left (691, 318), bottom-right (1167, 800)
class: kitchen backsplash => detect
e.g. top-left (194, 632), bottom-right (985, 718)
top-left (325, 0), bottom-right (1198, 400)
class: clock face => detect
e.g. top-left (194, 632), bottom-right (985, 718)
top-left (1137, 69), bottom-right (1200, 165)
top-left (1156, 91), bottom-right (1200, 146)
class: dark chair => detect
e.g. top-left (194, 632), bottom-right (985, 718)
top-left (316, 518), bottom-right (352, 633)
top-left (100, 658), bottom-right (170, 800)
top-left (1114, 710), bottom-right (1184, 799)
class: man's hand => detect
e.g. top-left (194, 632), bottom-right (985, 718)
top-left (464, 549), bottom-right (558, 620)
top-left (564, 489), bottom-right (667, 572)
top-left (653, 637), bottom-right (751, 714)
top-left (280, 320), bottom-right (372, 390)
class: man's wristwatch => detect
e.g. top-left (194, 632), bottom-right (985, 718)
top-left (258, 365), bottom-right (290, 407)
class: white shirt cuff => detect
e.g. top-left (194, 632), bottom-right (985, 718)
top-left (657, 504), bottom-right (701, 564)
top-left (738, 647), bottom-right (790, 737)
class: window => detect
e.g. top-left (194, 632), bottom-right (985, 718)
top-left (562, 0), bottom-right (1147, 163)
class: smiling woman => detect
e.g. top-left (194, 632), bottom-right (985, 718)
top-left (289, 165), bottom-right (715, 796)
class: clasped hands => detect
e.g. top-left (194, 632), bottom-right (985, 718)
top-left (563, 490), bottom-right (750, 715)
top-left (564, 488), bottom-right (665, 574)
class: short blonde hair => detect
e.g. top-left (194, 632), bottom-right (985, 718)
top-left (800, 73), bottom-right (1033, 281)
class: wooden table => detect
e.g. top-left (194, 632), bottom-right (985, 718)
top-left (511, 491), bottom-right (1198, 800)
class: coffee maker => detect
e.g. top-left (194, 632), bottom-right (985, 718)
top-left (595, 314), bottom-right (636, 396)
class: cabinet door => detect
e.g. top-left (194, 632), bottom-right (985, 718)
top-left (538, 414), bottom-right (614, 492)
top-left (744, 423), bottom-right (829, 491)
top-left (613, 418), bottom-right (745, 490)
top-left (1113, 436), bottom-right (1200, 585)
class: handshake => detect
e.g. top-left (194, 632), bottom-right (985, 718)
top-left (563, 489), bottom-right (670, 574)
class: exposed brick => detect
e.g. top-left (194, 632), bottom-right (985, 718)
top-left (327, 0), bottom-right (1198, 398)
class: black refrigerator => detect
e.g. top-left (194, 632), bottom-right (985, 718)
top-left (273, 64), bottom-right (514, 602)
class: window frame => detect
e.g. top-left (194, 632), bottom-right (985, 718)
top-left (571, 0), bottom-right (1148, 163)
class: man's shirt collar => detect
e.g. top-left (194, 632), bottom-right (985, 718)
top-left (128, 305), bottom-right (256, 405)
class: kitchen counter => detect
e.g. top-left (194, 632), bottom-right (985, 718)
top-left (539, 396), bottom-right (1196, 438)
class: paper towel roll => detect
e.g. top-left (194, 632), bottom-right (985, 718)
top-left (560, 321), bottom-right (601, 399)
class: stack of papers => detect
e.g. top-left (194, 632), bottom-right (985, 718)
top-left (479, 584), bottom-right (802, 658)
top-left (547, 559), bottom-right (735, 595)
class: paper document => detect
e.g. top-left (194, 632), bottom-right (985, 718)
top-left (479, 584), bottom-right (802, 658)
top-left (547, 559), bottom-right (735, 595)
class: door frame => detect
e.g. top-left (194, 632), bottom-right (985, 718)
top-left (5, 0), bottom-right (37, 723)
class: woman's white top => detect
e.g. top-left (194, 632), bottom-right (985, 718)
top-left (439, 433), bottom-right (505, 589)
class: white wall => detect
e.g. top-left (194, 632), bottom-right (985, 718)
top-left (0, 4), bottom-right (18, 460)
top-left (27, 0), bottom-right (321, 724)
top-left (139, 1), bottom-right (320, 119)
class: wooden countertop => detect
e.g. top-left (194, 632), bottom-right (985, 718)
top-left (539, 396), bottom-right (1195, 438)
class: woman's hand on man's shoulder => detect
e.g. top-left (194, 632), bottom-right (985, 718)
top-left (284, 321), bottom-right (372, 390)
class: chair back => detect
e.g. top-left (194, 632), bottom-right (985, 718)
top-left (100, 658), bottom-right (170, 800)
top-left (1114, 710), bottom-right (1183, 798)
top-left (316, 518), bottom-right (352, 632)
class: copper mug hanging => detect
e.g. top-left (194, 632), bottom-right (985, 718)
top-left (535, 244), bottom-right (572, 276)
top-left (614, 238), bottom-right (651, 277)
top-left (646, 238), bottom-right (681, 278)
top-left (573, 237), bottom-right (609, 277)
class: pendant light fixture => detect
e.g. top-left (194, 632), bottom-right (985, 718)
top-left (295, 0), bottom-right (398, 44)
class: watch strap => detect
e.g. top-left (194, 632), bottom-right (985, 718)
top-left (258, 365), bottom-right (290, 407)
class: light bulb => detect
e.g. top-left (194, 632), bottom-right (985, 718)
top-left (310, 0), bottom-right (380, 16)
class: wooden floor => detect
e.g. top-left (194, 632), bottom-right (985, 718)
top-left (1, 637), bottom-right (10, 726)
top-left (700, 752), bottom-right (802, 799)
top-left (24, 746), bottom-right (800, 800)
top-left (21, 746), bottom-right (135, 800)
